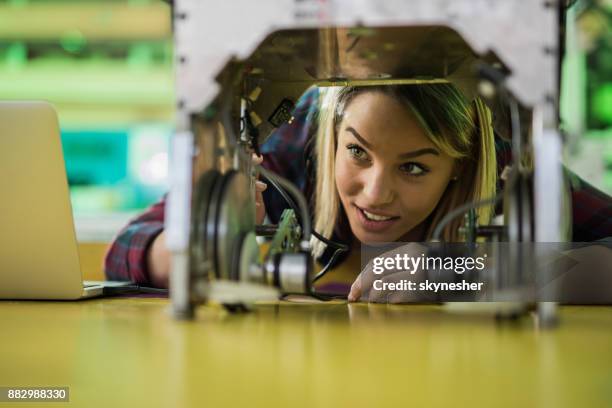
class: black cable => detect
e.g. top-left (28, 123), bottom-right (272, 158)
top-left (260, 171), bottom-right (349, 252)
top-left (311, 246), bottom-right (345, 284)
top-left (432, 193), bottom-right (504, 241)
top-left (257, 166), bottom-right (311, 243)
top-left (314, 230), bottom-right (348, 250)
top-left (309, 292), bottom-right (348, 301)
top-left (280, 292), bottom-right (347, 302)
top-left (260, 172), bottom-right (299, 214)
top-left (136, 286), bottom-right (170, 294)
top-left (102, 285), bottom-right (169, 296)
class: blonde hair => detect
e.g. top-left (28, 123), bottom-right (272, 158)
top-left (312, 84), bottom-right (497, 257)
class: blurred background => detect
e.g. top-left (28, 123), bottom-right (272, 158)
top-left (0, 0), bottom-right (610, 244)
top-left (562, 0), bottom-right (612, 197)
top-left (0, 0), bottom-right (173, 242)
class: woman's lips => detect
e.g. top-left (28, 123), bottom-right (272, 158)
top-left (353, 204), bottom-right (400, 233)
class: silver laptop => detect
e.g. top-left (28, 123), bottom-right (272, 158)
top-left (0, 101), bottom-right (132, 299)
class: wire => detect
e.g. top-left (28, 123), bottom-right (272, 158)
top-left (260, 169), bottom-right (349, 252)
top-left (256, 166), bottom-right (312, 244)
top-left (311, 246), bottom-right (345, 284)
top-left (313, 230), bottom-right (349, 250)
top-left (136, 286), bottom-right (169, 294)
top-left (260, 172), bottom-right (299, 215)
top-left (280, 292), bottom-right (347, 301)
top-left (432, 193), bottom-right (504, 241)
top-left (309, 292), bottom-right (348, 301)
top-left (102, 285), bottom-right (169, 296)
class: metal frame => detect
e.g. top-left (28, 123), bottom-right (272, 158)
top-left (168, 0), bottom-right (565, 320)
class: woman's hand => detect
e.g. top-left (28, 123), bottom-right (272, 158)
top-left (348, 243), bottom-right (433, 303)
top-left (147, 230), bottom-right (170, 288)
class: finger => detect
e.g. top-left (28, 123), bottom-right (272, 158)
top-left (255, 189), bottom-right (264, 204)
top-left (256, 202), bottom-right (265, 224)
top-left (255, 180), bottom-right (267, 192)
top-left (252, 153), bottom-right (263, 165)
top-left (348, 276), bottom-right (362, 302)
top-left (255, 190), bottom-right (266, 224)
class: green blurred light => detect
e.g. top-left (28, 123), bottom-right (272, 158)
top-left (128, 43), bottom-right (154, 68)
top-left (8, 0), bottom-right (28, 6)
top-left (60, 30), bottom-right (87, 54)
top-left (592, 84), bottom-right (612, 125)
top-left (5, 42), bottom-right (27, 68)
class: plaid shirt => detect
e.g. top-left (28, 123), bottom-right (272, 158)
top-left (104, 198), bottom-right (165, 284)
top-left (105, 87), bottom-right (612, 285)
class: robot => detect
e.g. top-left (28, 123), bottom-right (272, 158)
top-left (165, 0), bottom-right (569, 325)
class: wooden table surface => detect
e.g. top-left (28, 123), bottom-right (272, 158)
top-left (1, 297), bottom-right (611, 408)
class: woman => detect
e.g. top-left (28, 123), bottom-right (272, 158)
top-left (311, 84), bottom-right (496, 300)
top-left (105, 82), bottom-right (498, 296)
top-left (312, 83), bottom-right (495, 253)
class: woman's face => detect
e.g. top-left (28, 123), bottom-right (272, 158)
top-left (335, 91), bottom-right (456, 244)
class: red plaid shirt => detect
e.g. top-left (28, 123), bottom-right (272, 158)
top-left (104, 198), bottom-right (165, 284)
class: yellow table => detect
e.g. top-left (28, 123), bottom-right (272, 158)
top-left (1, 298), bottom-right (611, 408)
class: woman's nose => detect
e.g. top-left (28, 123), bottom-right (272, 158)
top-left (361, 167), bottom-right (395, 206)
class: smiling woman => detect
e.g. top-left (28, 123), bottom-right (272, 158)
top-left (312, 84), bottom-right (497, 257)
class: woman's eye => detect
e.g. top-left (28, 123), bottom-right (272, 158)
top-left (400, 162), bottom-right (429, 176)
top-left (347, 144), bottom-right (368, 161)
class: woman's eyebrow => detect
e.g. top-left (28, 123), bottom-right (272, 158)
top-left (398, 148), bottom-right (440, 159)
top-left (345, 126), bottom-right (373, 149)
top-left (345, 125), bottom-right (439, 158)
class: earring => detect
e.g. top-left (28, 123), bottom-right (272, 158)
top-left (452, 176), bottom-right (459, 181)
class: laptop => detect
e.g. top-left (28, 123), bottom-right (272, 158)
top-left (0, 101), bottom-right (133, 299)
